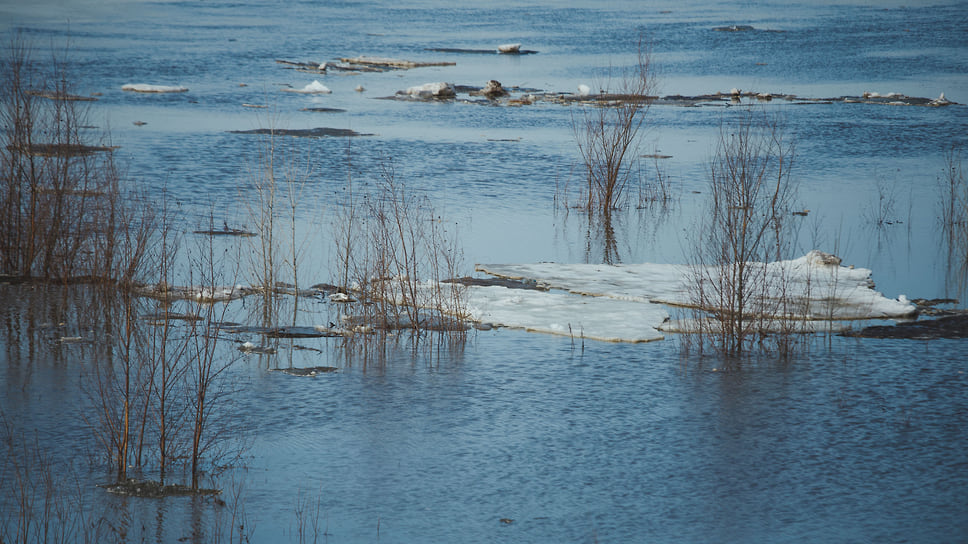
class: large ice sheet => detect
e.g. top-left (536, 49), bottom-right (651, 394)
top-left (465, 285), bottom-right (666, 343)
top-left (472, 251), bottom-right (915, 342)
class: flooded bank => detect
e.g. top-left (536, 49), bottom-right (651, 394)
top-left (2, 0), bottom-right (968, 542)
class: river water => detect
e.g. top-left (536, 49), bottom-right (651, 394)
top-left (2, 0), bottom-right (968, 542)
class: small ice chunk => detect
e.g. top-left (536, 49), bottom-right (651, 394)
top-left (122, 84), bottom-right (188, 93)
top-left (498, 43), bottom-right (521, 53)
top-left (404, 82), bottom-right (456, 98)
top-left (577, 84), bottom-right (591, 96)
top-left (284, 80), bottom-right (332, 94)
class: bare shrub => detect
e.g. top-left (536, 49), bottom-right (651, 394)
top-left (332, 160), bottom-right (468, 346)
top-left (0, 35), bottom-right (152, 285)
top-left (572, 38), bottom-right (656, 216)
top-left (940, 147), bottom-right (967, 250)
top-left (938, 146), bottom-right (968, 293)
top-left (184, 222), bottom-right (244, 490)
top-left (686, 108), bottom-right (802, 358)
top-left (242, 123), bottom-right (314, 325)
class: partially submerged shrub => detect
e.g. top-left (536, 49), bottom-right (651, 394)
top-left (938, 146), bottom-right (968, 293)
top-left (332, 160), bottom-right (468, 343)
top-left (0, 36), bottom-right (152, 285)
top-left (686, 108), bottom-right (803, 358)
top-left (571, 38), bottom-right (656, 216)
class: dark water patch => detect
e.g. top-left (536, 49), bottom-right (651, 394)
top-left (425, 47), bottom-right (539, 55)
top-left (300, 107), bottom-right (347, 113)
top-left (101, 478), bottom-right (220, 498)
top-left (229, 127), bottom-right (373, 137)
top-left (845, 313), bottom-right (968, 339)
top-left (193, 227), bottom-right (256, 236)
top-left (221, 324), bottom-right (335, 338)
top-left (446, 276), bottom-right (548, 290)
top-left (268, 366), bottom-right (338, 377)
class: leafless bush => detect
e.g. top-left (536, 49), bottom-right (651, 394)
top-left (636, 155), bottom-right (675, 210)
top-left (865, 176), bottom-right (900, 227)
top-left (571, 38), bottom-right (656, 216)
top-left (685, 108), bottom-right (803, 358)
top-left (244, 124), bottom-right (316, 331)
top-left (940, 147), bottom-right (967, 249)
top-left (0, 35), bottom-right (152, 286)
top-left (938, 146), bottom-right (968, 293)
top-left (332, 160), bottom-right (468, 347)
top-left (184, 223), bottom-right (244, 490)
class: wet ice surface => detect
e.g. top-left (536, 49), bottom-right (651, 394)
top-left (472, 251), bottom-right (916, 342)
top-left (2, 0), bottom-right (968, 542)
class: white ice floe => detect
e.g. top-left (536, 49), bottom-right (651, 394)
top-left (121, 83), bottom-right (189, 93)
top-left (465, 285), bottom-right (667, 342)
top-left (404, 82), bottom-right (456, 98)
top-left (284, 80), bottom-right (332, 94)
top-left (472, 251), bottom-right (915, 343)
top-left (497, 43), bottom-right (521, 53)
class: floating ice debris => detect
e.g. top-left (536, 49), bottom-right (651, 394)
top-left (403, 82), bottom-right (456, 98)
top-left (577, 84), bottom-right (591, 96)
top-left (122, 84), bottom-right (189, 93)
top-left (713, 25), bottom-right (755, 32)
top-left (930, 92), bottom-right (951, 106)
top-left (481, 80), bottom-right (508, 97)
top-left (239, 341), bottom-right (277, 355)
top-left (27, 90), bottom-right (97, 101)
top-left (229, 127), bottom-right (372, 138)
top-left (497, 43), bottom-right (521, 53)
top-left (329, 292), bottom-right (355, 302)
top-left (355, 84), bottom-right (365, 92)
top-left (269, 366), bottom-right (338, 377)
top-left (283, 80), bottom-right (331, 94)
top-left (339, 56), bottom-right (455, 70)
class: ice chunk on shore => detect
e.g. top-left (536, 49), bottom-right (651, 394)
top-left (122, 84), bottom-right (188, 93)
top-left (284, 80), bottom-right (332, 94)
